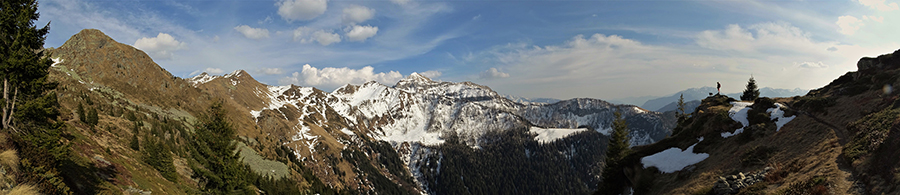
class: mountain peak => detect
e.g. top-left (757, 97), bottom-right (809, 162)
top-left (59, 29), bottom-right (117, 51)
top-left (225, 69), bottom-right (249, 78)
top-left (406, 72), bottom-right (432, 82)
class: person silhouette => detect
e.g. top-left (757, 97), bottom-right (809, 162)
top-left (717, 82), bottom-right (721, 95)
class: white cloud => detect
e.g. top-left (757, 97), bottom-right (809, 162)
top-left (419, 70), bottom-right (442, 78)
top-left (836, 16), bottom-right (865, 35)
top-left (797, 61), bottom-right (827, 68)
top-left (234, 25), bottom-right (270, 39)
top-left (477, 22), bottom-right (885, 99)
top-left (293, 27), bottom-right (341, 46)
top-left (858, 0), bottom-right (899, 11)
top-left (342, 5), bottom-right (375, 24)
top-left (864, 15), bottom-right (885, 22)
top-left (346, 25), bottom-right (378, 42)
top-left (276, 0), bottom-right (327, 21)
top-left (260, 68), bottom-right (284, 75)
top-left (133, 32), bottom-right (185, 60)
top-left (479, 68), bottom-right (509, 80)
top-left (313, 30), bottom-right (341, 45)
top-left (279, 64), bottom-right (404, 89)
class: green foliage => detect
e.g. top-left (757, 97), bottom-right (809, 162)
top-left (741, 76), bottom-right (760, 101)
top-left (86, 106), bottom-right (98, 128)
top-left (607, 111), bottom-right (631, 163)
top-left (143, 135), bottom-right (177, 182)
top-left (0, 0), bottom-right (53, 98)
top-left (843, 108), bottom-right (900, 161)
top-left (597, 111), bottom-right (631, 195)
top-left (12, 123), bottom-right (71, 195)
top-left (77, 103), bottom-right (85, 122)
top-left (676, 94), bottom-right (691, 126)
top-left (190, 101), bottom-right (253, 194)
top-left (130, 122), bottom-right (140, 151)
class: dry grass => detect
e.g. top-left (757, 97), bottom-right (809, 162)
top-left (4, 184), bottom-right (40, 195)
top-left (0, 150), bottom-right (18, 173)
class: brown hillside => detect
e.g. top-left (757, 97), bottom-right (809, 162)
top-left (617, 49), bottom-right (900, 195)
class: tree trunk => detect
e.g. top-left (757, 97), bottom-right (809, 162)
top-left (8, 87), bottom-right (16, 129)
top-left (2, 78), bottom-right (7, 130)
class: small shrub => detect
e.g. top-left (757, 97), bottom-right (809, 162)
top-left (0, 150), bottom-right (18, 173)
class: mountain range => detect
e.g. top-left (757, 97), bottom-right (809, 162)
top-left (37, 29), bottom-right (675, 194)
top-left (11, 28), bottom-right (896, 195)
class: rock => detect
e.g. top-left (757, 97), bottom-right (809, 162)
top-left (711, 168), bottom-right (772, 194)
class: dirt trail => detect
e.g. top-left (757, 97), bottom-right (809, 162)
top-left (792, 107), bottom-right (867, 195)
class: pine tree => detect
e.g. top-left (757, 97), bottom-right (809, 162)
top-left (76, 103), bottom-right (85, 122)
top-left (596, 111), bottom-right (631, 195)
top-left (741, 75), bottom-right (760, 101)
top-left (130, 122), bottom-right (140, 151)
top-left (86, 106), bottom-right (98, 128)
top-left (0, 0), bottom-right (53, 130)
top-left (2, 1), bottom-right (72, 194)
top-left (676, 93), bottom-right (688, 121)
top-left (190, 101), bottom-right (252, 194)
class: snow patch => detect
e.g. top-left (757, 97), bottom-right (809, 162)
top-left (633, 107), bottom-right (646, 114)
top-left (722, 102), bottom-right (752, 138)
top-left (722, 102), bottom-right (797, 138)
top-left (51, 57), bottom-right (63, 67)
top-left (189, 73), bottom-right (217, 86)
top-left (641, 139), bottom-right (709, 173)
top-left (340, 128), bottom-right (355, 136)
top-left (529, 126), bottom-right (588, 144)
top-left (767, 103), bottom-right (796, 131)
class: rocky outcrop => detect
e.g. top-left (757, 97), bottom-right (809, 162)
top-left (712, 167), bottom-right (772, 195)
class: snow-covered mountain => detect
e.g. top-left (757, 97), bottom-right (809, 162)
top-left (204, 72), bottom-right (675, 193)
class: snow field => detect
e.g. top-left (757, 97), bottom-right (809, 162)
top-left (640, 137), bottom-right (709, 173)
top-left (528, 126), bottom-right (589, 144)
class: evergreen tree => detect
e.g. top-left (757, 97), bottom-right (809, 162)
top-left (596, 111), bottom-right (631, 195)
top-left (741, 75), bottom-right (760, 101)
top-left (676, 93), bottom-right (689, 122)
top-left (190, 101), bottom-right (252, 194)
top-left (2, 1), bottom-right (72, 194)
top-left (76, 103), bottom-right (85, 122)
top-left (85, 106), bottom-right (98, 128)
top-left (130, 122), bottom-right (140, 151)
top-left (0, 0), bottom-right (53, 130)
top-left (143, 136), bottom-right (177, 182)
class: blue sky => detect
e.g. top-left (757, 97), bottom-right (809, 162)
top-left (37, 0), bottom-right (900, 100)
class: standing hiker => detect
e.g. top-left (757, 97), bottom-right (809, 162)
top-left (717, 82), bottom-right (721, 95)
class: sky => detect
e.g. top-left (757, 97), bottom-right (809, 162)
top-left (36, 0), bottom-right (900, 100)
